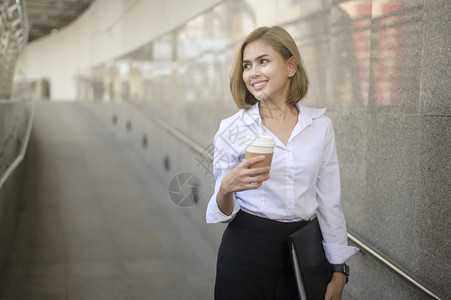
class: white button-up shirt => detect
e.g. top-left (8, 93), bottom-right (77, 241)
top-left (206, 103), bottom-right (358, 264)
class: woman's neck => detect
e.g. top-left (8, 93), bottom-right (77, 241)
top-left (258, 100), bottom-right (297, 122)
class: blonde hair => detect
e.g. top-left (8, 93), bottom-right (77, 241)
top-left (230, 26), bottom-right (309, 109)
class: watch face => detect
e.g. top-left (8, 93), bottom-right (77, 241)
top-left (344, 264), bottom-right (350, 275)
top-left (344, 264), bottom-right (349, 274)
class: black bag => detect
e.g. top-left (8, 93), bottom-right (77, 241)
top-left (287, 216), bottom-right (332, 300)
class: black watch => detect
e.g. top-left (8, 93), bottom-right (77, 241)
top-left (331, 264), bottom-right (349, 283)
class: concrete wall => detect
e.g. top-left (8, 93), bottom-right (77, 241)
top-left (17, 0), bottom-right (450, 298)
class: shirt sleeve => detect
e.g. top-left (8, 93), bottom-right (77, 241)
top-left (315, 118), bottom-right (359, 264)
top-left (206, 120), bottom-right (241, 223)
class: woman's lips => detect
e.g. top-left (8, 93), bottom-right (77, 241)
top-left (252, 81), bottom-right (267, 90)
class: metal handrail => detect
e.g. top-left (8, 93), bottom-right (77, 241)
top-left (126, 99), bottom-right (441, 300)
top-left (347, 232), bottom-right (441, 299)
top-left (129, 101), bottom-right (213, 161)
top-left (0, 98), bottom-right (35, 189)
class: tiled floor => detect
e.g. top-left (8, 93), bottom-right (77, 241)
top-left (0, 101), bottom-right (222, 299)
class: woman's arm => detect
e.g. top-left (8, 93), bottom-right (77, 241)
top-left (325, 272), bottom-right (347, 300)
top-left (315, 118), bottom-right (358, 299)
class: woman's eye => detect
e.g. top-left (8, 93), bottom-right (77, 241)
top-left (261, 59), bottom-right (268, 64)
top-left (243, 63), bottom-right (250, 69)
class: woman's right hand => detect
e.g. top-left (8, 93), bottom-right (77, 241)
top-left (216, 155), bottom-right (270, 215)
top-left (220, 155), bottom-right (271, 195)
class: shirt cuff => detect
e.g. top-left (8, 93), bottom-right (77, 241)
top-left (206, 195), bottom-right (240, 223)
top-left (323, 241), bottom-right (359, 264)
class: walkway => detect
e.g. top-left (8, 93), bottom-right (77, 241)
top-left (0, 101), bottom-right (219, 299)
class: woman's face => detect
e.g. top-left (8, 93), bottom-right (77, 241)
top-left (242, 39), bottom-right (295, 103)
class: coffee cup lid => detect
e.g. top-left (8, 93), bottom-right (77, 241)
top-left (246, 135), bottom-right (275, 147)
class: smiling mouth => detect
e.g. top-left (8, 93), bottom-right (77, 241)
top-left (252, 81), bottom-right (267, 88)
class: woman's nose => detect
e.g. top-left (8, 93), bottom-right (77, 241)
top-left (250, 66), bottom-right (261, 77)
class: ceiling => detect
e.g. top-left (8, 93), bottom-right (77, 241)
top-left (25, 0), bottom-right (95, 43)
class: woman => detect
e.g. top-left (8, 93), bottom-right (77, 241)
top-left (206, 26), bottom-right (358, 300)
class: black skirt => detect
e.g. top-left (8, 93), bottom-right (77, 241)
top-left (214, 210), bottom-right (307, 300)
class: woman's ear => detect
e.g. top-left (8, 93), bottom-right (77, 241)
top-left (287, 56), bottom-right (298, 78)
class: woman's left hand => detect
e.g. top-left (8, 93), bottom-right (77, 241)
top-left (324, 272), bottom-right (347, 300)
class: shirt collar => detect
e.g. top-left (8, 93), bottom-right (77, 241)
top-left (295, 103), bottom-right (326, 132)
top-left (241, 103), bottom-right (261, 126)
top-left (239, 102), bottom-right (327, 147)
top-left (241, 102), bottom-right (326, 127)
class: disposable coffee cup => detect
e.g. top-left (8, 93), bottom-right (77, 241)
top-left (245, 136), bottom-right (275, 174)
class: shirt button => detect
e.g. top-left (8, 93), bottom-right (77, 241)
top-left (288, 175), bottom-right (293, 179)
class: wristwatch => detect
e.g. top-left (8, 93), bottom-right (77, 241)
top-left (331, 263), bottom-right (349, 283)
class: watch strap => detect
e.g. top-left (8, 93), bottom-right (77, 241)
top-left (331, 264), bottom-right (349, 283)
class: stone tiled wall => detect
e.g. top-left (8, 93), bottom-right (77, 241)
top-left (78, 0), bottom-right (450, 298)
